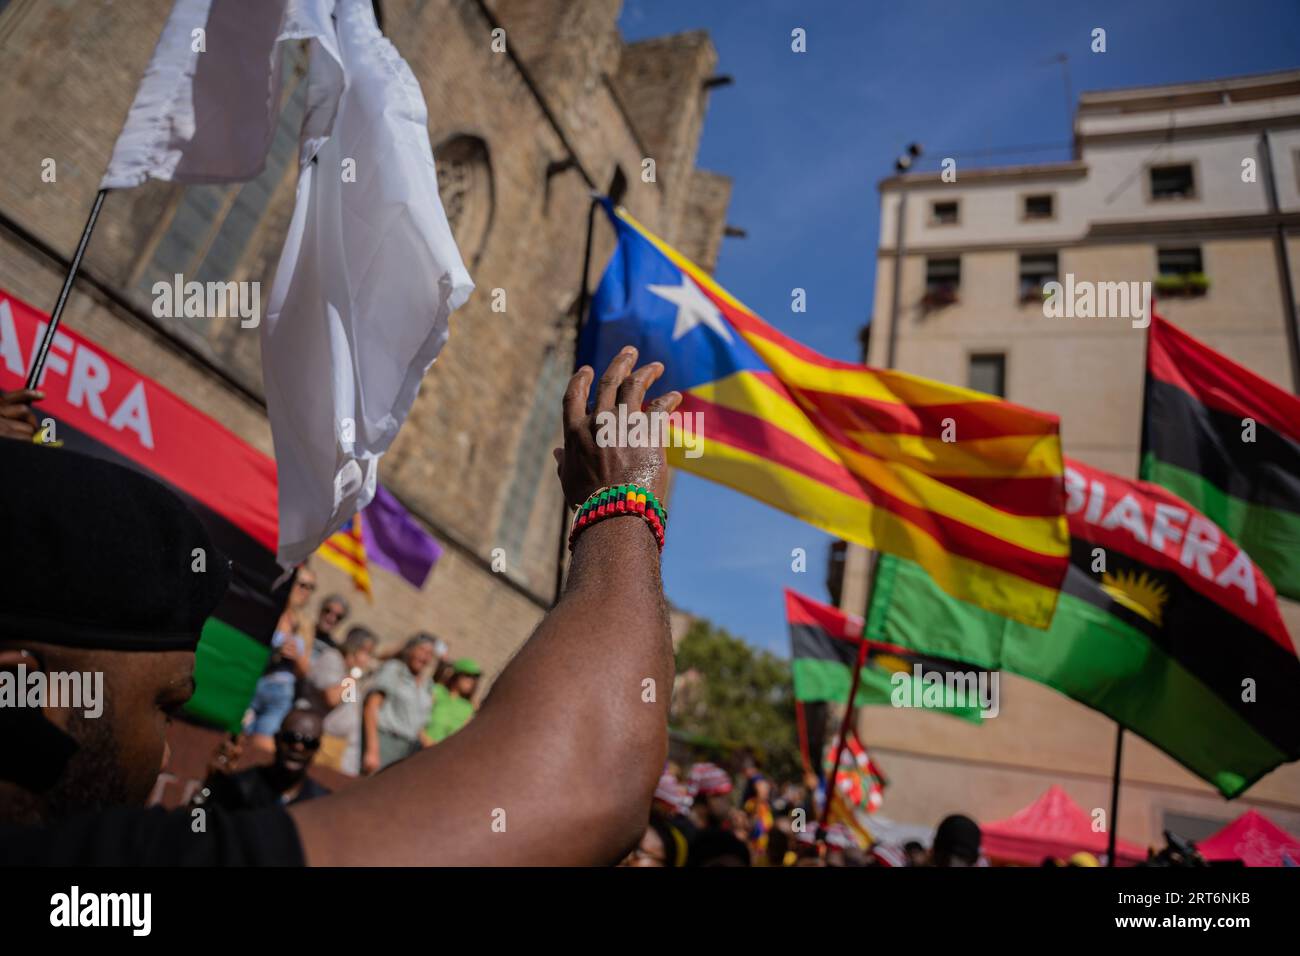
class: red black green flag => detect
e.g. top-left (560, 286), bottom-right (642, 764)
top-left (0, 289), bottom-right (285, 731)
top-left (1142, 314), bottom-right (1300, 600)
top-left (867, 457), bottom-right (1300, 798)
top-left (785, 589), bottom-right (984, 722)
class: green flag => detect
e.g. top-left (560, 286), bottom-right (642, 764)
top-left (864, 458), bottom-right (1300, 799)
top-left (785, 588), bottom-right (985, 722)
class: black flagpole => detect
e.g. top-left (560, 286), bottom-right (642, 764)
top-left (25, 188), bottom-right (109, 389)
top-left (553, 194), bottom-right (603, 606)
top-left (1106, 722), bottom-right (1124, 867)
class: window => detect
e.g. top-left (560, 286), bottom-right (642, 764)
top-left (1150, 164), bottom-right (1195, 200)
top-left (1023, 194), bottom-right (1054, 220)
top-left (923, 257), bottom-right (960, 306)
top-left (1156, 246), bottom-right (1208, 296)
top-left (1158, 247), bottom-right (1203, 276)
top-left (1018, 252), bottom-right (1058, 302)
top-left (931, 200), bottom-right (959, 225)
top-left (968, 354), bottom-right (1006, 398)
top-left (131, 42), bottom-right (309, 366)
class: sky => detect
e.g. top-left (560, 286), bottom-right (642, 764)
top-left (617, 0), bottom-right (1300, 655)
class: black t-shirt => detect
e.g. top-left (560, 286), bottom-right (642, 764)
top-left (0, 804), bottom-right (305, 866)
top-left (202, 767), bottom-right (331, 811)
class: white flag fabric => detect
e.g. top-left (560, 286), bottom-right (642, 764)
top-left (102, 0), bottom-right (473, 566)
top-left (263, 0), bottom-right (473, 566)
top-left (100, 0), bottom-right (336, 188)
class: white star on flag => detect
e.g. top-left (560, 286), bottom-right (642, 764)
top-left (647, 275), bottom-right (733, 343)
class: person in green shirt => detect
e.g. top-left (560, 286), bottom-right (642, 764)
top-left (425, 658), bottom-right (480, 744)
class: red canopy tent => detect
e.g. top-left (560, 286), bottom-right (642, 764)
top-left (981, 785), bottom-right (1146, 866)
top-left (1196, 809), bottom-right (1300, 867)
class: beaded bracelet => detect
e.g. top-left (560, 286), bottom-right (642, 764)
top-left (568, 484), bottom-right (667, 552)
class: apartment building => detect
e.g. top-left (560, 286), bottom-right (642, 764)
top-left (840, 69), bottom-right (1300, 845)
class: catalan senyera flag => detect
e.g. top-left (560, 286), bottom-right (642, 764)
top-left (1142, 314), bottom-right (1300, 600)
top-left (577, 200), bottom-right (1068, 627)
top-left (317, 485), bottom-right (443, 597)
top-left (320, 513), bottom-right (373, 597)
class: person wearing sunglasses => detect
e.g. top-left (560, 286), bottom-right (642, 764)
top-left (194, 709), bottom-right (331, 812)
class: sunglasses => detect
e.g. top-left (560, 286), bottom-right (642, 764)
top-left (294, 580), bottom-right (317, 591)
top-left (277, 731), bottom-right (321, 750)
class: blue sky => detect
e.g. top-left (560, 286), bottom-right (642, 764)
top-left (617, 0), bottom-right (1300, 655)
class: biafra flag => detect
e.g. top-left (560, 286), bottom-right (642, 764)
top-left (1142, 314), bottom-right (1300, 600)
top-left (0, 289), bottom-right (285, 731)
top-left (785, 589), bottom-right (985, 722)
top-left (866, 457), bottom-right (1300, 798)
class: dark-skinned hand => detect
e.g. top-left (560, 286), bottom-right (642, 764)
top-left (0, 388), bottom-right (42, 441)
top-left (553, 345), bottom-right (681, 508)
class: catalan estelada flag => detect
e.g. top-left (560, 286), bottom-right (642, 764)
top-left (578, 200), bottom-right (1069, 627)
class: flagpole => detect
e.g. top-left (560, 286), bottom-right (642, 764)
top-left (794, 700), bottom-right (812, 775)
top-left (553, 194), bottom-right (603, 606)
top-left (1106, 722), bottom-right (1124, 867)
top-left (25, 189), bottom-right (108, 389)
top-left (818, 634), bottom-right (868, 838)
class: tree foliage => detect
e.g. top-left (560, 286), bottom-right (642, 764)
top-left (672, 618), bottom-right (801, 782)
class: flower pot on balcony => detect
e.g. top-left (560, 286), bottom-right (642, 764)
top-left (1155, 274), bottom-right (1189, 297)
top-left (922, 286), bottom-right (958, 308)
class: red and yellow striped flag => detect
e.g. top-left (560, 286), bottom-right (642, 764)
top-left (318, 512), bottom-right (372, 598)
top-left (577, 200), bottom-right (1068, 627)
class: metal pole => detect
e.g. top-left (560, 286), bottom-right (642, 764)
top-left (885, 188), bottom-right (907, 369)
top-left (25, 188), bottom-right (108, 389)
top-left (1106, 723), bottom-right (1124, 867)
top-left (818, 635), bottom-right (868, 837)
top-left (1259, 131), bottom-right (1300, 392)
top-left (553, 195), bottom-right (603, 605)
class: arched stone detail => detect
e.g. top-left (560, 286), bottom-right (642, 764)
top-left (433, 133), bottom-right (494, 271)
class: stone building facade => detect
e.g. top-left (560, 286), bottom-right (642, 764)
top-left (0, 0), bottom-right (732, 678)
top-left (841, 70), bottom-right (1300, 844)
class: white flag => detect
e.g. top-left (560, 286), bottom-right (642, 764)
top-left (263, 0), bottom-right (473, 566)
top-left (100, 0), bottom-right (336, 188)
top-left (102, 0), bottom-right (472, 566)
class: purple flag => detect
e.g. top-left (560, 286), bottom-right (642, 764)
top-left (360, 485), bottom-right (442, 589)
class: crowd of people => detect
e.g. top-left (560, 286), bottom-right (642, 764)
top-left (616, 756), bottom-right (984, 868)
top-left (188, 562), bottom-right (485, 815)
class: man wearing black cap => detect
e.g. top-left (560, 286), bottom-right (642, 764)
top-left (1, 347), bottom-right (678, 865)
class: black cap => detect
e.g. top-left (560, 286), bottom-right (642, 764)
top-left (0, 440), bottom-right (230, 650)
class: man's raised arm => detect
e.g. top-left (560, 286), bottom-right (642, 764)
top-left (290, 347), bottom-right (680, 865)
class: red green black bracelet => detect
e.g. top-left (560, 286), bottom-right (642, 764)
top-left (568, 484), bottom-right (667, 552)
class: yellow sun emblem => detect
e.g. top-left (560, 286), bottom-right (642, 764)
top-left (1101, 569), bottom-right (1169, 626)
top-left (872, 653), bottom-right (911, 675)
